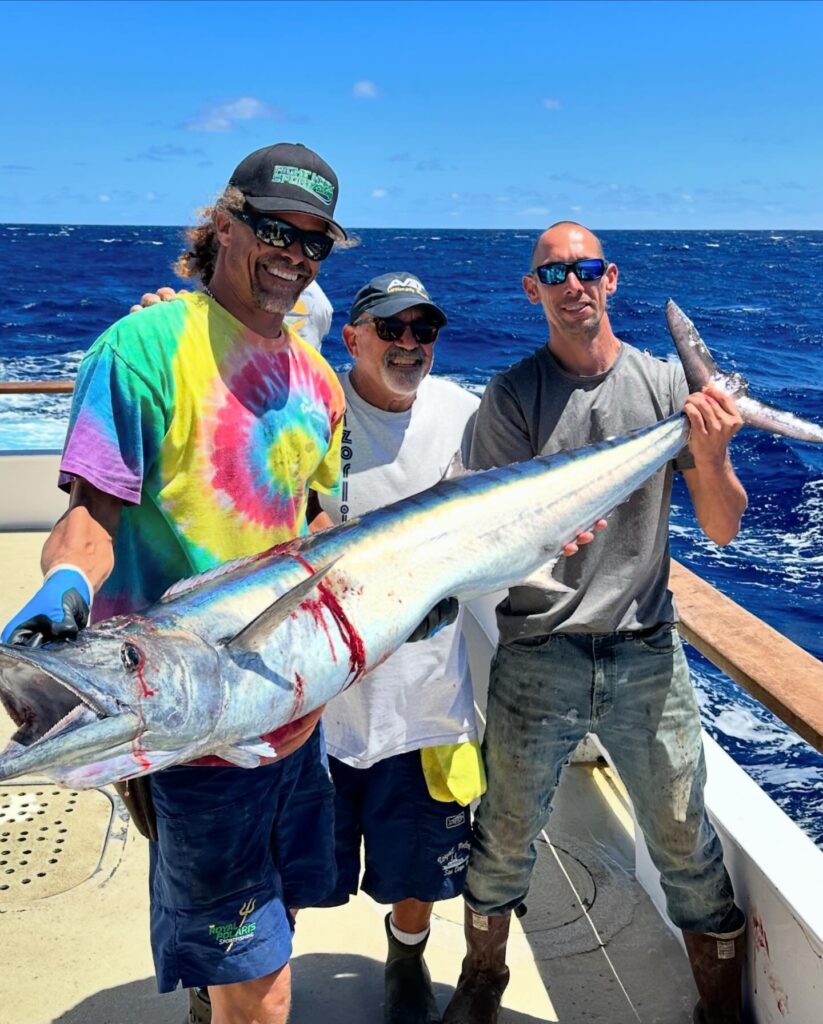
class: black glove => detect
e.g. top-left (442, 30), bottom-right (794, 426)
top-left (1, 568), bottom-right (91, 648)
top-left (406, 597), bottom-right (459, 643)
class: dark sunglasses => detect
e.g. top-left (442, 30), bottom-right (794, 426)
top-left (234, 207), bottom-right (334, 261)
top-left (533, 258), bottom-right (608, 285)
top-left (355, 316), bottom-right (441, 345)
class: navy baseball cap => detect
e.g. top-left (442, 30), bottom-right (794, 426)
top-left (349, 272), bottom-right (447, 325)
top-left (229, 142), bottom-right (346, 241)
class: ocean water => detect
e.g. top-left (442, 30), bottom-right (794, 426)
top-left (1, 224), bottom-right (822, 846)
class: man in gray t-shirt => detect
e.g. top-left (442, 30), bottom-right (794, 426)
top-left (443, 222), bottom-right (751, 1024)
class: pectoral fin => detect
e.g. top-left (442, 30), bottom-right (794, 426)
top-left (225, 557), bottom-right (341, 652)
top-left (521, 560), bottom-right (574, 595)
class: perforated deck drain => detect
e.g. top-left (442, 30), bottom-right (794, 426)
top-left (0, 784), bottom-right (114, 908)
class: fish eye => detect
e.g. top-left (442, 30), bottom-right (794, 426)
top-left (121, 642), bottom-right (143, 673)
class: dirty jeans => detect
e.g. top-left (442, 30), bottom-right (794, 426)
top-left (465, 627), bottom-right (736, 932)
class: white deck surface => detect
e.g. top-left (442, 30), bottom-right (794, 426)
top-left (0, 532), bottom-right (699, 1024)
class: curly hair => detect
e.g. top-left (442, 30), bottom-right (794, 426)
top-left (174, 185), bottom-right (246, 286)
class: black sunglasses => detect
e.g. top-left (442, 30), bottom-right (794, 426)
top-left (234, 207), bottom-right (334, 261)
top-left (355, 316), bottom-right (441, 345)
top-left (533, 258), bottom-right (608, 285)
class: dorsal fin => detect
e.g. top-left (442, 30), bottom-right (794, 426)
top-left (225, 556), bottom-right (341, 652)
top-left (160, 552), bottom-right (271, 602)
top-left (442, 450), bottom-right (474, 481)
top-left (159, 535), bottom-right (320, 603)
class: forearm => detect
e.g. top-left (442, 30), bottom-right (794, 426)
top-left (41, 480), bottom-right (121, 592)
top-left (684, 460), bottom-right (748, 546)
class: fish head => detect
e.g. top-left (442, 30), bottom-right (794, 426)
top-left (0, 619), bottom-right (221, 785)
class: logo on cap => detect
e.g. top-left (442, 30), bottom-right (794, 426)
top-left (386, 277), bottom-right (427, 296)
top-left (272, 165), bottom-right (334, 206)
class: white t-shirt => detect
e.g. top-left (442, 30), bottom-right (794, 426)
top-left (284, 281), bottom-right (333, 351)
top-left (319, 372), bottom-right (481, 768)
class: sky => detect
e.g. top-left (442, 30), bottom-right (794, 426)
top-left (2, 0), bottom-right (822, 229)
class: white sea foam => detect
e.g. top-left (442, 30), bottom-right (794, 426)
top-left (712, 708), bottom-right (801, 749)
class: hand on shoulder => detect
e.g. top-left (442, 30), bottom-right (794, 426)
top-left (129, 286), bottom-right (179, 314)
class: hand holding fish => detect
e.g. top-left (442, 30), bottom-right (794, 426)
top-left (561, 520), bottom-right (608, 557)
top-left (681, 386), bottom-right (748, 546)
top-left (683, 385), bottom-right (744, 469)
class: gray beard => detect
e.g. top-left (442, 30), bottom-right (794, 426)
top-left (384, 361), bottom-right (427, 394)
top-left (252, 278), bottom-right (304, 315)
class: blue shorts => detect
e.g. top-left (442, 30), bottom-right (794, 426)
top-left (148, 726), bottom-right (336, 992)
top-left (322, 749), bottom-right (472, 906)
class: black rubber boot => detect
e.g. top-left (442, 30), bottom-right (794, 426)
top-left (186, 987), bottom-right (211, 1024)
top-left (683, 918), bottom-right (748, 1024)
top-left (441, 906), bottom-right (511, 1024)
top-left (384, 912), bottom-right (441, 1023)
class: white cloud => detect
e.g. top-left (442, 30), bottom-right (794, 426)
top-left (371, 188), bottom-right (388, 199)
top-left (353, 80), bottom-right (379, 98)
top-left (523, 206), bottom-right (550, 216)
top-left (185, 97), bottom-right (285, 132)
top-left (98, 193), bottom-right (111, 203)
top-left (146, 192), bottom-right (157, 201)
top-left (542, 97), bottom-right (562, 110)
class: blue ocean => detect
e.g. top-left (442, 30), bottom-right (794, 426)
top-left (1, 224), bottom-right (821, 845)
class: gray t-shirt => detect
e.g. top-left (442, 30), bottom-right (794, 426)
top-left (469, 342), bottom-right (693, 641)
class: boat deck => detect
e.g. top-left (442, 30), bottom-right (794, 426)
top-left (0, 532), bottom-right (699, 1024)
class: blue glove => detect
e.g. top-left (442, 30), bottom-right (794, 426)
top-left (2, 567), bottom-right (92, 648)
top-left (406, 597), bottom-right (459, 643)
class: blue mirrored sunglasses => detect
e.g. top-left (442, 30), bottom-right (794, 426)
top-left (533, 258), bottom-right (608, 285)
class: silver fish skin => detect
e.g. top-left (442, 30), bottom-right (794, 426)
top-left (0, 413), bottom-right (689, 789)
top-left (666, 299), bottom-right (823, 443)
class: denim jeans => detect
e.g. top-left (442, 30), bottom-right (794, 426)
top-left (465, 627), bottom-right (736, 932)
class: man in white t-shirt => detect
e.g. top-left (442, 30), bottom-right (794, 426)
top-left (283, 279), bottom-right (334, 350)
top-left (316, 272), bottom-right (482, 1024)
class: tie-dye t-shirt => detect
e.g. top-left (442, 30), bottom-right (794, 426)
top-left (59, 290), bottom-right (344, 622)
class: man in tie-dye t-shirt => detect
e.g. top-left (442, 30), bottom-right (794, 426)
top-left (2, 143), bottom-right (347, 1024)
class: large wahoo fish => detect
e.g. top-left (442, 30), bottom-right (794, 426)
top-left (666, 299), bottom-right (823, 443)
top-left (0, 414), bottom-right (691, 788)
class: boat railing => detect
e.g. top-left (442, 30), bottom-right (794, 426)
top-left (0, 381), bottom-right (75, 394)
top-left (2, 380), bottom-right (822, 756)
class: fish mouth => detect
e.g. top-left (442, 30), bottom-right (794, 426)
top-left (0, 643), bottom-right (133, 780)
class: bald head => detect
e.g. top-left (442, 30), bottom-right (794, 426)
top-left (530, 221), bottom-right (605, 270)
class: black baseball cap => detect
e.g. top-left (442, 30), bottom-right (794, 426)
top-left (349, 272), bottom-right (448, 326)
top-left (228, 142), bottom-right (346, 241)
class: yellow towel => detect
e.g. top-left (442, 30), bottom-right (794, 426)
top-left (420, 739), bottom-right (486, 806)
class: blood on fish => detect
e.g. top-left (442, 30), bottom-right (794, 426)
top-left (752, 912), bottom-right (770, 956)
top-left (302, 598), bottom-right (338, 661)
top-left (288, 555), bottom-right (366, 681)
top-left (129, 662), bottom-right (156, 771)
top-left (135, 663), bottom-right (157, 698)
top-left (316, 584), bottom-right (366, 682)
top-left (293, 672), bottom-right (305, 718)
